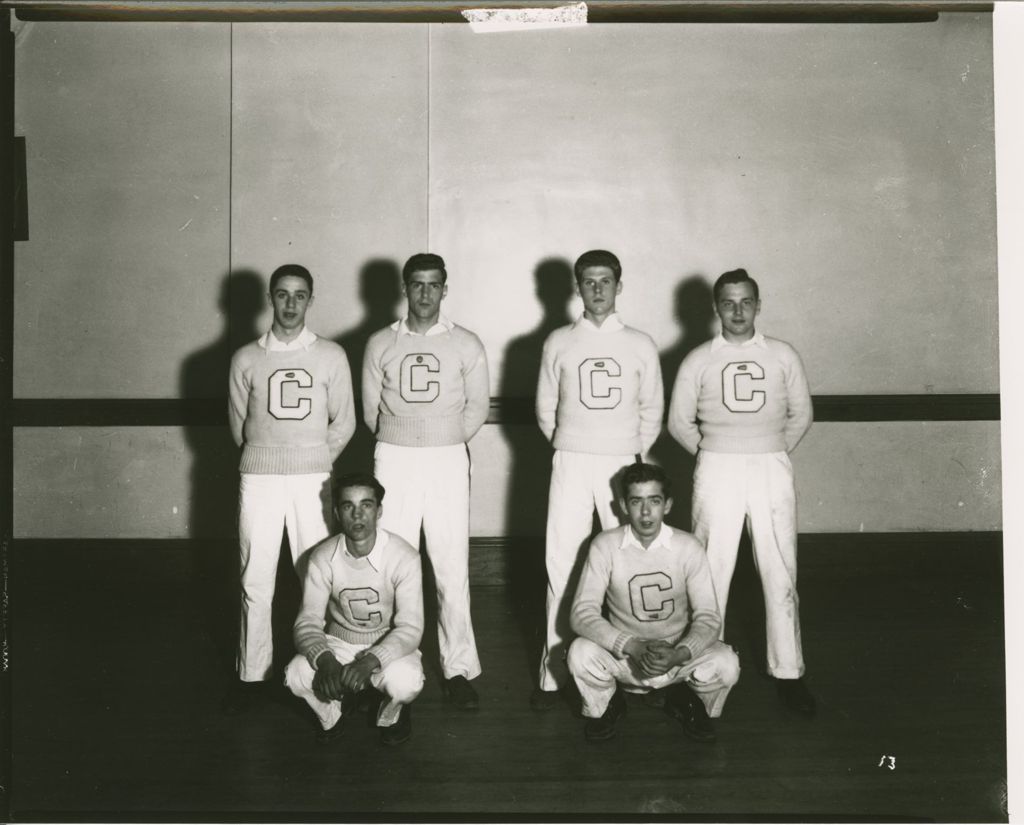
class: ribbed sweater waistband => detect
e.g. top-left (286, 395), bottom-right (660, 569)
top-left (552, 430), bottom-right (641, 456)
top-left (698, 433), bottom-right (787, 454)
top-left (239, 444), bottom-right (331, 474)
top-left (327, 620), bottom-right (389, 647)
top-left (377, 413), bottom-right (465, 447)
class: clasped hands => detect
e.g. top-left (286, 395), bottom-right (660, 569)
top-left (623, 637), bottom-right (691, 678)
top-left (312, 650), bottom-right (381, 702)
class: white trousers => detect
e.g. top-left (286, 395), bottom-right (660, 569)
top-left (374, 441), bottom-right (480, 680)
top-left (539, 451), bottom-right (632, 691)
top-left (237, 471), bottom-right (332, 682)
top-left (568, 637), bottom-right (740, 719)
top-left (284, 636), bottom-right (424, 729)
top-left (692, 450), bottom-right (804, 679)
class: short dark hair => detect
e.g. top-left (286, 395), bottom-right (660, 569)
top-left (334, 472), bottom-right (386, 505)
top-left (402, 253), bottom-right (447, 284)
top-left (574, 249), bottom-right (622, 284)
top-left (713, 268), bottom-right (759, 303)
top-left (269, 264), bottom-right (314, 294)
top-left (620, 462), bottom-right (672, 499)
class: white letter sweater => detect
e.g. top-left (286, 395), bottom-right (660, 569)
top-left (668, 333), bottom-right (812, 455)
top-left (361, 322), bottom-right (490, 447)
top-left (293, 529), bottom-right (424, 672)
top-left (228, 336), bottom-right (355, 474)
top-left (570, 525), bottom-right (721, 659)
top-left (536, 318), bottom-right (664, 456)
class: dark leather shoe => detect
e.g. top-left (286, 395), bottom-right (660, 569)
top-left (444, 676), bottom-right (480, 710)
top-left (584, 688), bottom-right (627, 742)
top-left (380, 705), bottom-right (412, 746)
top-left (665, 684), bottom-right (716, 742)
top-left (221, 679), bottom-right (266, 716)
top-left (530, 687), bottom-right (559, 711)
top-left (777, 677), bottom-right (816, 717)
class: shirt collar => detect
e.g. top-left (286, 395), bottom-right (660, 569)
top-left (710, 330), bottom-right (766, 351)
top-left (259, 326), bottom-right (317, 352)
top-left (393, 314), bottom-right (454, 337)
top-left (620, 523), bottom-right (674, 552)
top-left (575, 312), bottom-right (624, 333)
top-left (342, 528), bottom-right (387, 571)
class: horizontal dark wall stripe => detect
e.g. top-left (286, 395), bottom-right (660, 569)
top-left (8, 1), bottom-right (966, 24)
top-left (10, 532), bottom-right (1003, 589)
top-left (9, 393), bottom-right (1001, 427)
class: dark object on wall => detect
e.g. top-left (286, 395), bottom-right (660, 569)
top-left (12, 136), bottom-right (26, 241)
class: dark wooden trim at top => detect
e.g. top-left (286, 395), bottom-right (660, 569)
top-left (4, 1), bottom-right (975, 24)
top-left (8, 393), bottom-right (1001, 427)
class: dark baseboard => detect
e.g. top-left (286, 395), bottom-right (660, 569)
top-left (9, 531), bottom-right (1003, 587)
top-left (8, 393), bottom-right (1002, 427)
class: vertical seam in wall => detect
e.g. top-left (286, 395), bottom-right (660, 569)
top-left (228, 23), bottom-right (234, 286)
top-left (426, 23), bottom-right (431, 249)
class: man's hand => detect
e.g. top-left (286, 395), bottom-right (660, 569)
top-left (640, 641), bottom-right (691, 676)
top-left (339, 650), bottom-right (381, 694)
top-left (312, 653), bottom-right (346, 702)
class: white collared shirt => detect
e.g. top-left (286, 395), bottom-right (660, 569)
top-left (710, 330), bottom-right (767, 351)
top-left (576, 312), bottom-right (625, 334)
top-left (342, 528), bottom-right (387, 571)
top-left (620, 523), bottom-right (674, 552)
top-left (258, 325), bottom-right (317, 352)
top-left (393, 314), bottom-right (454, 337)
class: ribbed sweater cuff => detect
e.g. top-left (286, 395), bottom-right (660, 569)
top-left (305, 642), bottom-right (332, 670)
top-left (327, 621), bottom-right (389, 648)
top-left (378, 413), bottom-right (465, 447)
top-left (699, 434), bottom-right (787, 454)
top-left (240, 444), bottom-right (331, 474)
top-left (612, 633), bottom-right (633, 659)
top-left (553, 432), bottom-right (639, 456)
top-left (365, 643), bottom-right (394, 671)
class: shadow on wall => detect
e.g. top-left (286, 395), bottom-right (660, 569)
top-left (499, 257), bottom-right (576, 667)
top-left (649, 274), bottom-right (716, 529)
top-left (179, 268), bottom-right (265, 670)
top-left (334, 258), bottom-right (403, 477)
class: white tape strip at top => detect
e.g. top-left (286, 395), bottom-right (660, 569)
top-left (462, 1), bottom-right (588, 32)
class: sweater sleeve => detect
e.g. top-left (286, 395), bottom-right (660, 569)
top-left (674, 545), bottom-right (722, 659)
top-left (782, 345), bottom-right (813, 452)
top-left (667, 350), bottom-right (703, 455)
top-left (535, 333), bottom-right (559, 443)
top-left (326, 346), bottom-right (356, 462)
top-left (570, 539), bottom-right (633, 658)
top-left (460, 335), bottom-right (491, 442)
top-left (293, 547), bottom-right (335, 669)
top-left (361, 333), bottom-right (385, 435)
top-left (365, 549), bottom-right (424, 670)
top-left (637, 336), bottom-right (665, 454)
top-left (227, 350), bottom-right (250, 448)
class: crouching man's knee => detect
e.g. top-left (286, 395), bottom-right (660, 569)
top-left (568, 637), bottom-right (608, 679)
top-left (698, 643), bottom-right (740, 689)
top-left (378, 653), bottom-right (425, 705)
top-left (284, 654), bottom-right (314, 696)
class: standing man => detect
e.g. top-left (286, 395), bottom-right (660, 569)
top-left (226, 263), bottom-right (356, 713)
top-left (362, 253), bottom-right (490, 710)
top-left (667, 268), bottom-right (815, 716)
top-left (533, 249), bottom-right (664, 710)
top-left (285, 473), bottom-right (424, 746)
top-left (568, 463), bottom-right (740, 742)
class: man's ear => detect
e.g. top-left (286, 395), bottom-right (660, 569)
top-left (664, 496), bottom-right (674, 516)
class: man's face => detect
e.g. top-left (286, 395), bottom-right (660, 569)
top-left (715, 281), bottom-right (760, 341)
top-left (335, 485), bottom-right (382, 543)
top-left (405, 268), bottom-right (447, 324)
top-left (621, 480), bottom-right (673, 543)
top-left (576, 266), bottom-right (621, 319)
top-left (269, 275), bottom-right (313, 334)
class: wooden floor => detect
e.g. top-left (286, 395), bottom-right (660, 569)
top-left (7, 534), bottom-right (1007, 822)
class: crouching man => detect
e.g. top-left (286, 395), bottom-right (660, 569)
top-left (285, 472), bottom-right (424, 746)
top-left (568, 462), bottom-right (740, 742)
